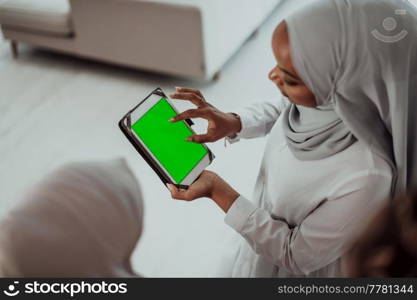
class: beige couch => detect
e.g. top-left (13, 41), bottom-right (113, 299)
top-left (0, 0), bottom-right (281, 79)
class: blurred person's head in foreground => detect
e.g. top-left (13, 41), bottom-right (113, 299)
top-left (347, 191), bottom-right (417, 277)
top-left (0, 158), bottom-right (143, 277)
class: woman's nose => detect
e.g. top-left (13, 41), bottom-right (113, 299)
top-left (269, 69), bottom-right (284, 87)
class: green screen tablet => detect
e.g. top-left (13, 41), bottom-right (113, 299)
top-left (131, 97), bottom-right (209, 183)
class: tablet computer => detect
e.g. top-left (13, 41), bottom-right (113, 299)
top-left (119, 88), bottom-right (215, 189)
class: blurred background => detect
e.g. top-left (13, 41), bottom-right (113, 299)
top-left (1, 0), bottom-right (414, 277)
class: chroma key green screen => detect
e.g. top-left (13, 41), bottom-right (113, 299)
top-left (131, 98), bottom-right (208, 183)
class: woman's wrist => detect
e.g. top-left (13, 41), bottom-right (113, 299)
top-left (210, 175), bottom-right (240, 213)
top-left (226, 113), bottom-right (242, 138)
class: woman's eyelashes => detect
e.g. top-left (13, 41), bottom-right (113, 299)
top-left (282, 73), bottom-right (299, 86)
top-left (284, 79), bottom-right (299, 86)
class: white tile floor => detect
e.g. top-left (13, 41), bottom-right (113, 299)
top-left (0, 0), bottom-right (307, 277)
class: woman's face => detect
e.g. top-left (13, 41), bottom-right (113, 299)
top-left (269, 21), bottom-right (317, 107)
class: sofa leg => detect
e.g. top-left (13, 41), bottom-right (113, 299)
top-left (249, 29), bottom-right (259, 40)
top-left (212, 71), bottom-right (221, 81)
top-left (10, 41), bottom-right (18, 59)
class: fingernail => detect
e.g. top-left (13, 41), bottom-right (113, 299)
top-left (169, 118), bottom-right (175, 122)
top-left (186, 137), bottom-right (192, 142)
top-left (175, 86), bottom-right (181, 90)
top-left (166, 183), bottom-right (173, 190)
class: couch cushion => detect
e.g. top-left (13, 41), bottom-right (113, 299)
top-left (0, 0), bottom-right (72, 36)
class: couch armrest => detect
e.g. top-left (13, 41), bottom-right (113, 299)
top-left (69, 0), bottom-right (205, 78)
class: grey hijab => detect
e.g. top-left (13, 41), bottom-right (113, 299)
top-left (0, 159), bottom-right (143, 277)
top-left (283, 104), bottom-right (356, 161)
top-left (284, 0), bottom-right (417, 193)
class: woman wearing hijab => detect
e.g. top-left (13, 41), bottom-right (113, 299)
top-left (167, 0), bottom-right (417, 277)
top-left (0, 159), bottom-right (143, 277)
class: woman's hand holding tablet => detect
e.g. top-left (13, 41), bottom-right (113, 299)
top-left (120, 87), bottom-right (241, 213)
top-left (166, 171), bottom-right (240, 213)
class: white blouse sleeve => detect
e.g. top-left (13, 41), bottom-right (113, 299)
top-left (224, 171), bottom-right (392, 275)
top-left (227, 97), bottom-right (289, 142)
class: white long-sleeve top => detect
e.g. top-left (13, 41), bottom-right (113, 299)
top-left (225, 97), bottom-right (392, 277)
